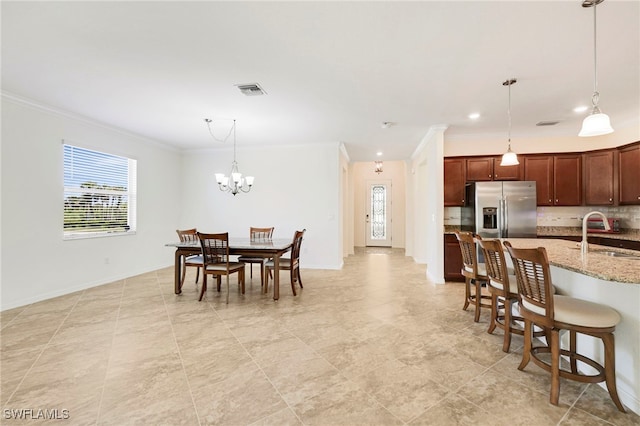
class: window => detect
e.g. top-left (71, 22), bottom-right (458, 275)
top-left (63, 143), bottom-right (137, 239)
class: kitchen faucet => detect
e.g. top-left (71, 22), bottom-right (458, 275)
top-left (581, 211), bottom-right (611, 256)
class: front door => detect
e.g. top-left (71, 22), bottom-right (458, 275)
top-left (366, 180), bottom-right (392, 247)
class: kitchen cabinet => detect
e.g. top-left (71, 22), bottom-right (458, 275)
top-left (493, 156), bottom-right (521, 180)
top-left (465, 156), bottom-right (521, 181)
top-left (524, 155), bottom-right (554, 206)
top-left (524, 154), bottom-right (581, 206)
top-left (444, 158), bottom-right (466, 206)
top-left (618, 143), bottom-right (640, 205)
top-left (584, 150), bottom-right (615, 206)
top-left (466, 157), bottom-right (494, 181)
top-left (554, 154), bottom-right (582, 206)
top-left (444, 234), bottom-right (464, 281)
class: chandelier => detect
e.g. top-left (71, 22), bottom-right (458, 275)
top-left (205, 118), bottom-right (254, 195)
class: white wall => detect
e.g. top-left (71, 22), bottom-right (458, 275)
top-left (409, 125), bottom-right (448, 284)
top-left (352, 161), bottom-right (406, 249)
top-left (444, 124), bottom-right (640, 157)
top-left (178, 142), bottom-right (342, 270)
top-left (339, 144), bottom-right (354, 258)
top-left (1, 95), bottom-right (182, 310)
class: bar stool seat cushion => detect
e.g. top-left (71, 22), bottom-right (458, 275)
top-left (489, 275), bottom-right (519, 293)
top-left (522, 295), bottom-right (621, 328)
top-left (465, 262), bottom-right (488, 277)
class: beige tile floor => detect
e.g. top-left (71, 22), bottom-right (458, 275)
top-left (1, 247), bottom-right (638, 425)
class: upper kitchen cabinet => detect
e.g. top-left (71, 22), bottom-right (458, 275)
top-left (524, 154), bottom-right (582, 206)
top-left (618, 142), bottom-right (640, 205)
top-left (465, 156), bottom-right (521, 181)
top-left (465, 157), bottom-right (493, 181)
top-left (524, 155), bottom-right (554, 206)
top-left (444, 158), bottom-right (466, 206)
top-left (492, 156), bottom-right (521, 180)
top-left (584, 149), bottom-right (616, 206)
top-left (553, 154), bottom-right (582, 206)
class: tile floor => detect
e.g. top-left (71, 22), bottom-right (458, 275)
top-left (1, 247), bottom-right (638, 425)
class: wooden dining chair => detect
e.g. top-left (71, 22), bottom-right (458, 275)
top-left (265, 229), bottom-right (305, 296)
top-left (504, 241), bottom-right (625, 412)
top-left (454, 231), bottom-right (491, 322)
top-left (176, 228), bottom-right (203, 291)
top-left (197, 232), bottom-right (245, 304)
top-left (237, 226), bottom-right (274, 286)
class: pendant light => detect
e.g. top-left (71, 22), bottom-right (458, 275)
top-left (579, 0), bottom-right (614, 137)
top-left (500, 78), bottom-right (519, 166)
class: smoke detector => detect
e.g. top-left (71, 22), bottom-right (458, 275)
top-left (235, 83), bottom-right (267, 96)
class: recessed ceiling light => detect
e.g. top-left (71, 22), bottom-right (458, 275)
top-left (376, 152), bottom-right (383, 156)
top-left (468, 113), bottom-right (480, 120)
top-left (574, 106), bottom-right (589, 113)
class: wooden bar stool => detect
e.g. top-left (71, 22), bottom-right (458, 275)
top-left (454, 231), bottom-right (491, 322)
top-left (504, 241), bottom-right (625, 412)
top-left (477, 237), bottom-right (524, 352)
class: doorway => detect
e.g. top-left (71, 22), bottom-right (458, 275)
top-left (366, 180), bottom-right (392, 247)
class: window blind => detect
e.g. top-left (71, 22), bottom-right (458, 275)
top-left (63, 143), bottom-right (137, 239)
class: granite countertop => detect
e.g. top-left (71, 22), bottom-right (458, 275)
top-left (537, 226), bottom-right (640, 242)
top-left (444, 225), bottom-right (640, 242)
top-left (503, 238), bottom-right (640, 284)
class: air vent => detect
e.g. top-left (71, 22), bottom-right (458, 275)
top-left (536, 121), bottom-right (560, 126)
top-left (235, 83), bottom-right (267, 96)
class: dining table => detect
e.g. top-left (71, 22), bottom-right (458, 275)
top-left (165, 238), bottom-right (294, 301)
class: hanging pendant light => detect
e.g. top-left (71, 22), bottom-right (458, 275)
top-left (500, 78), bottom-right (519, 166)
top-left (579, 0), bottom-right (614, 137)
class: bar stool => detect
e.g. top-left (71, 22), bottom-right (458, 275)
top-left (477, 237), bottom-right (524, 352)
top-left (454, 231), bottom-right (491, 322)
top-left (504, 241), bottom-right (625, 412)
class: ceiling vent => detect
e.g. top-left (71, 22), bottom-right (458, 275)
top-left (536, 121), bottom-right (560, 126)
top-left (235, 83), bottom-right (267, 96)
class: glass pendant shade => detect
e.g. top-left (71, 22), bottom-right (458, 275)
top-left (500, 149), bottom-right (519, 166)
top-left (579, 111), bottom-right (614, 137)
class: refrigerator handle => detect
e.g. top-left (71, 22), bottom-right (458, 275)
top-left (503, 196), bottom-right (509, 238)
top-left (497, 198), bottom-right (503, 238)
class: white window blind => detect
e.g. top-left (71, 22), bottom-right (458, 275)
top-left (63, 143), bottom-right (137, 239)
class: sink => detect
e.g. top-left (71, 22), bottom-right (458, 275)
top-left (600, 251), bottom-right (640, 259)
top-left (568, 247), bottom-right (640, 259)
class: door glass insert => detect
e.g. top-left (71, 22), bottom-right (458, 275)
top-left (371, 185), bottom-right (386, 239)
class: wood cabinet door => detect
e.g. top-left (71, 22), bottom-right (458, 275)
top-left (444, 234), bottom-right (464, 282)
top-left (553, 154), bottom-right (582, 206)
top-left (444, 158), bottom-right (466, 206)
top-left (585, 150), bottom-right (615, 205)
top-left (524, 156), bottom-right (553, 206)
top-left (493, 156), bottom-right (521, 180)
top-left (619, 144), bottom-right (640, 205)
top-left (465, 157), bottom-right (494, 181)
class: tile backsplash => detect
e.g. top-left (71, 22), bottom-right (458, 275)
top-left (444, 205), bottom-right (640, 230)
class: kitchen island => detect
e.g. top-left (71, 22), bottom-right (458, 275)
top-left (505, 238), bottom-right (640, 415)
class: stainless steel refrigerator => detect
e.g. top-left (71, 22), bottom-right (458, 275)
top-left (461, 181), bottom-right (537, 238)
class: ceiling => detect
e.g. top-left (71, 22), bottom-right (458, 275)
top-left (2, 1), bottom-right (639, 162)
